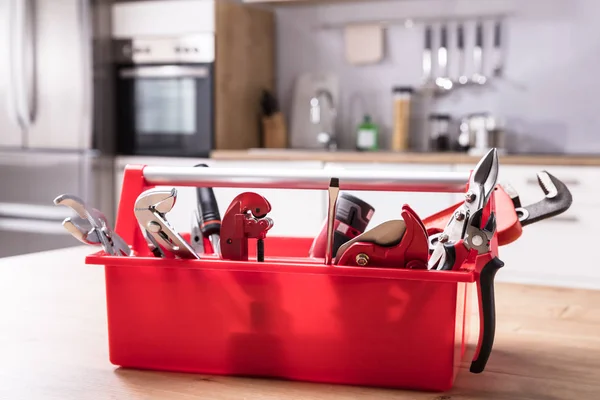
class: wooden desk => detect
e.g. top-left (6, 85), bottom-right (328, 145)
top-left (1, 246), bottom-right (599, 399)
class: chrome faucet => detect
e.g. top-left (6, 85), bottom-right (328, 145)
top-left (309, 89), bottom-right (337, 150)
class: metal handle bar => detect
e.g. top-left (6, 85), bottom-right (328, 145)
top-left (143, 166), bottom-right (471, 193)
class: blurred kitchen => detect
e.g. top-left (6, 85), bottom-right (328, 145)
top-left (1, 0), bottom-right (599, 289)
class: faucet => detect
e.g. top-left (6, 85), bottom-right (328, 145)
top-left (309, 89), bottom-right (337, 151)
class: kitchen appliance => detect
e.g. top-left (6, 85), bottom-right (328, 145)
top-left (111, 0), bottom-right (275, 155)
top-left (462, 113), bottom-right (506, 156)
top-left (428, 113), bottom-right (452, 151)
top-left (0, 0), bottom-right (115, 257)
top-left (113, 35), bottom-right (214, 157)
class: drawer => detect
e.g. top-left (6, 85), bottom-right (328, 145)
top-left (497, 202), bottom-right (600, 289)
top-left (323, 162), bottom-right (457, 229)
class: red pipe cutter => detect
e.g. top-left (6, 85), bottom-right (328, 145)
top-left (220, 192), bottom-right (274, 262)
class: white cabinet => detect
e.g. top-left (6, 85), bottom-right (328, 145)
top-left (323, 162), bottom-right (457, 229)
top-left (454, 163), bottom-right (600, 289)
top-left (114, 157), bottom-right (325, 238)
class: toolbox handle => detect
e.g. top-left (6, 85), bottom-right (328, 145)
top-left (143, 166), bottom-right (470, 193)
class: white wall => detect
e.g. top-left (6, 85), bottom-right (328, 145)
top-left (275, 0), bottom-right (600, 154)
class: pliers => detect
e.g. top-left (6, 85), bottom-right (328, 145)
top-left (54, 194), bottom-right (133, 257)
top-left (134, 188), bottom-right (200, 259)
top-left (428, 148), bottom-right (499, 271)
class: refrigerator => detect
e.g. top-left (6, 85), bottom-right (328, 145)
top-left (0, 0), bottom-right (115, 257)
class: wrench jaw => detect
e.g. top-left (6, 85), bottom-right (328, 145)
top-left (55, 193), bottom-right (133, 257)
top-left (62, 217), bottom-right (101, 245)
top-left (509, 171), bottom-right (573, 227)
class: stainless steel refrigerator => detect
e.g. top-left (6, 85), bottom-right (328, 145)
top-left (0, 0), bottom-right (115, 257)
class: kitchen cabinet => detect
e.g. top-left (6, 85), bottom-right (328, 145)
top-left (115, 157), bottom-right (325, 238)
top-left (323, 162), bottom-right (457, 229)
top-left (453, 163), bottom-right (600, 289)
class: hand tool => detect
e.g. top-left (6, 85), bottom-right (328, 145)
top-left (435, 24), bottom-right (453, 91)
top-left (191, 210), bottom-right (205, 254)
top-left (192, 163), bottom-right (222, 255)
top-left (424, 170), bottom-right (573, 246)
top-left (325, 178), bottom-right (340, 265)
top-left (220, 192), bottom-right (273, 262)
top-left (144, 229), bottom-right (165, 258)
top-left (457, 23), bottom-right (468, 85)
top-left (134, 188), bottom-right (200, 259)
top-left (472, 21), bottom-right (486, 85)
top-left (54, 194), bottom-right (133, 257)
top-left (422, 24), bottom-right (433, 83)
top-left (428, 148), bottom-right (499, 271)
top-left (308, 193), bottom-right (375, 259)
top-left (335, 204), bottom-right (429, 269)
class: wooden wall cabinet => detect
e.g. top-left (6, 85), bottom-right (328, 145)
top-left (215, 1), bottom-right (275, 150)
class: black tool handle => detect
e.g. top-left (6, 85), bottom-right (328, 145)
top-left (194, 164), bottom-right (221, 236)
top-left (470, 256), bottom-right (505, 373)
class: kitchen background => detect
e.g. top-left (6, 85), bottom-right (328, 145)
top-left (1, 0), bottom-right (598, 290)
top-left (276, 0), bottom-right (599, 153)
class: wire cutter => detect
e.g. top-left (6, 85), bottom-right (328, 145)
top-left (54, 194), bottom-right (133, 257)
top-left (428, 148), bottom-right (499, 271)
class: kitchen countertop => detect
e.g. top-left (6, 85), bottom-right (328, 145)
top-left (211, 149), bottom-right (600, 166)
top-left (1, 246), bottom-right (600, 399)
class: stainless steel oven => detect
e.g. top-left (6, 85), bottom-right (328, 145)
top-left (114, 35), bottom-right (214, 157)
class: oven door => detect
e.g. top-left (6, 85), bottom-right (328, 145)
top-left (116, 64), bottom-right (214, 157)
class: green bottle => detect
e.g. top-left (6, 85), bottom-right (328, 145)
top-left (355, 114), bottom-right (379, 151)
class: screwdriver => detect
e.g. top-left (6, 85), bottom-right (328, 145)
top-left (193, 164), bottom-right (222, 256)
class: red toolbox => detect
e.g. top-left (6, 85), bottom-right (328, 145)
top-left (85, 164), bottom-right (499, 392)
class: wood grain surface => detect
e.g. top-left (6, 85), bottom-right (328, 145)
top-left (210, 150), bottom-right (600, 166)
top-left (1, 246), bottom-right (599, 399)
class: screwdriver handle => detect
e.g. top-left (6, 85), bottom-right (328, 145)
top-left (194, 164), bottom-right (222, 237)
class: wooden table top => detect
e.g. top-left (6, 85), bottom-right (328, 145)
top-left (1, 246), bottom-right (599, 399)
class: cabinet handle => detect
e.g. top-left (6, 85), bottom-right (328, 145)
top-left (526, 178), bottom-right (579, 186)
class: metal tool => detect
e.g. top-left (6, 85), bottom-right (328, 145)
top-left (325, 178), bottom-right (340, 265)
top-left (422, 24), bottom-right (433, 83)
top-left (134, 188), bottom-right (200, 259)
top-left (192, 163), bottom-right (222, 255)
top-left (472, 21), bottom-right (487, 85)
top-left (191, 209), bottom-right (205, 254)
top-left (54, 194), bottom-right (132, 257)
top-left (335, 204), bottom-right (429, 269)
top-left (492, 20), bottom-right (503, 77)
top-left (220, 192), bottom-right (273, 262)
top-left (457, 23), bottom-right (468, 85)
top-left (424, 170), bottom-right (573, 247)
top-left (435, 24), bottom-right (453, 91)
top-left (308, 193), bottom-right (375, 259)
top-left (428, 148), bottom-right (499, 270)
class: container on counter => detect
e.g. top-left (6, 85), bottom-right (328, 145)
top-left (428, 113), bottom-right (452, 151)
top-left (355, 114), bottom-right (379, 151)
top-left (391, 86), bottom-right (414, 151)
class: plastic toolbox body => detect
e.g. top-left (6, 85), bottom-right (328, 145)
top-left (85, 164), bottom-right (491, 392)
